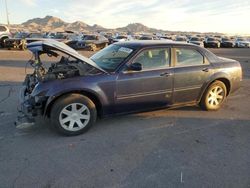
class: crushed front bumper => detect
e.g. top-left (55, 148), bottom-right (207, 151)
top-left (15, 86), bottom-right (37, 129)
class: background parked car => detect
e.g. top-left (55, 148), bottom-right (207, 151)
top-left (4, 32), bottom-right (29, 50)
top-left (139, 35), bottom-right (154, 40)
top-left (188, 37), bottom-right (204, 47)
top-left (204, 37), bottom-right (221, 48)
top-left (0, 25), bottom-right (11, 48)
top-left (175, 36), bottom-right (187, 42)
top-left (24, 32), bottom-right (46, 43)
top-left (220, 37), bottom-right (235, 48)
top-left (4, 32), bottom-right (45, 50)
top-left (235, 38), bottom-right (250, 48)
top-left (66, 34), bottom-right (109, 51)
top-left (112, 35), bottom-right (128, 43)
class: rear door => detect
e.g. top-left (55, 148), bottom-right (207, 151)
top-left (115, 47), bottom-right (174, 113)
top-left (172, 47), bottom-right (212, 104)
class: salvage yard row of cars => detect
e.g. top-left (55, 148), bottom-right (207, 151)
top-left (1, 25), bottom-right (250, 51)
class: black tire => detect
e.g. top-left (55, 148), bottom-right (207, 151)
top-left (51, 94), bottom-right (97, 136)
top-left (0, 37), bottom-right (8, 48)
top-left (200, 81), bottom-right (227, 111)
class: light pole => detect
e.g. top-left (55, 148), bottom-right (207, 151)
top-left (5, 0), bottom-right (10, 26)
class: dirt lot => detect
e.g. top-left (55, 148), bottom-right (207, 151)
top-left (0, 48), bottom-right (250, 188)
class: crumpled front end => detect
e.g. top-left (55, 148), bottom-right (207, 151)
top-left (15, 75), bottom-right (47, 129)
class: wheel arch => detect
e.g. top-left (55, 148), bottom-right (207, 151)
top-left (0, 35), bottom-right (9, 40)
top-left (44, 90), bottom-right (103, 118)
top-left (198, 76), bottom-right (231, 103)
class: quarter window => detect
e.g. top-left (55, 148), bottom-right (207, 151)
top-left (133, 48), bottom-right (170, 70)
top-left (175, 48), bottom-right (204, 67)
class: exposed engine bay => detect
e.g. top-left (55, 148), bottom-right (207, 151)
top-left (25, 50), bottom-right (99, 94)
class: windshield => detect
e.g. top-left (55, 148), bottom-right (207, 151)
top-left (176, 37), bottom-right (186, 41)
top-left (190, 37), bottom-right (201, 41)
top-left (29, 33), bottom-right (44, 38)
top-left (14, 32), bottom-right (28, 38)
top-left (84, 35), bottom-right (97, 40)
top-left (116, 36), bottom-right (127, 39)
top-left (208, 38), bottom-right (216, 41)
top-left (140, 36), bottom-right (152, 40)
top-left (237, 38), bottom-right (246, 41)
top-left (222, 38), bottom-right (230, 42)
top-left (90, 44), bottom-right (133, 72)
top-left (54, 33), bottom-right (67, 39)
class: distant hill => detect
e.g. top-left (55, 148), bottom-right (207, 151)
top-left (117, 23), bottom-right (150, 33)
top-left (20, 15), bottom-right (107, 32)
top-left (116, 23), bottom-right (166, 34)
top-left (11, 15), bottom-right (167, 33)
top-left (5, 15), bottom-right (224, 35)
top-left (22, 15), bottom-right (65, 28)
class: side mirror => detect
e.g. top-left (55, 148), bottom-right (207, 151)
top-left (128, 62), bottom-right (142, 71)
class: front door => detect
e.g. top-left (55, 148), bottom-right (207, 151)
top-left (115, 48), bottom-right (174, 113)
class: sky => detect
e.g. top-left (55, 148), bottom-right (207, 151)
top-left (0, 0), bottom-right (250, 34)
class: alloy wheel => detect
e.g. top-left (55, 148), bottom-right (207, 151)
top-left (59, 103), bottom-right (90, 131)
top-left (207, 86), bottom-right (225, 107)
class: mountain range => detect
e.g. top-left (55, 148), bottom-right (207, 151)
top-left (7, 15), bottom-right (222, 35)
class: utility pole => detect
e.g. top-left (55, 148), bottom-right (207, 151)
top-left (5, 0), bottom-right (10, 26)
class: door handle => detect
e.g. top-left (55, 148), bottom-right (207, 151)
top-left (202, 68), bottom-right (209, 72)
top-left (160, 72), bottom-right (172, 77)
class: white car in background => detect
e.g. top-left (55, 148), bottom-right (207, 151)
top-left (0, 25), bottom-right (11, 47)
top-left (235, 38), bottom-right (250, 48)
top-left (188, 37), bottom-right (204, 47)
top-left (175, 36), bottom-right (188, 43)
top-left (112, 35), bottom-right (128, 43)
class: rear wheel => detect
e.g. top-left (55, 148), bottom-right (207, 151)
top-left (51, 94), bottom-right (97, 136)
top-left (200, 81), bottom-right (227, 111)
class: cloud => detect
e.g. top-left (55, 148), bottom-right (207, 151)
top-left (7, 0), bottom-right (250, 34)
top-left (50, 8), bottom-right (60, 14)
top-left (58, 0), bottom-right (250, 34)
top-left (20, 0), bottom-right (37, 6)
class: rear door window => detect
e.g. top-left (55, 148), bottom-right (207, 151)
top-left (175, 48), bottom-right (204, 67)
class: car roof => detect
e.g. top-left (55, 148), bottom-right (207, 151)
top-left (114, 40), bottom-right (197, 49)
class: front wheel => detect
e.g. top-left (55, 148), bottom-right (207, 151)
top-left (51, 94), bottom-right (97, 136)
top-left (200, 81), bottom-right (227, 111)
top-left (0, 37), bottom-right (8, 48)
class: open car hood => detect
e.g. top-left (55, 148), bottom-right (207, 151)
top-left (27, 39), bottom-right (107, 73)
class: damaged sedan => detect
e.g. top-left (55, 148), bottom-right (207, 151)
top-left (16, 40), bottom-right (242, 136)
